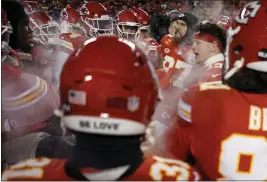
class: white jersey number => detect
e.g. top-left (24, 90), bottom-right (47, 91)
top-left (218, 134), bottom-right (267, 180)
top-left (163, 55), bottom-right (192, 71)
top-left (150, 156), bottom-right (200, 181)
top-left (2, 158), bottom-right (51, 180)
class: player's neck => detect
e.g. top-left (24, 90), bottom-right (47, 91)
top-left (71, 133), bottom-right (144, 169)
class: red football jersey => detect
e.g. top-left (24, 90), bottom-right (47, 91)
top-left (160, 34), bottom-right (192, 71)
top-left (156, 68), bottom-right (175, 89)
top-left (156, 53), bottom-right (224, 90)
top-left (2, 156), bottom-right (201, 180)
top-left (198, 53), bottom-right (224, 83)
top-left (154, 58), bottom-right (219, 127)
top-left (58, 32), bottom-right (87, 54)
top-left (164, 82), bottom-right (267, 180)
top-left (154, 67), bottom-right (199, 126)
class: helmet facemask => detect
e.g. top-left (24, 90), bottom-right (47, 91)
top-left (60, 20), bottom-right (85, 35)
top-left (84, 15), bottom-right (114, 37)
top-left (31, 19), bottom-right (61, 45)
top-left (117, 22), bottom-right (141, 41)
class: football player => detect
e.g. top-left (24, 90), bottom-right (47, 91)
top-left (163, 0), bottom-right (267, 180)
top-left (192, 22), bottom-right (227, 83)
top-left (25, 10), bottom-right (60, 83)
top-left (130, 7), bottom-right (150, 41)
top-left (1, 61), bottom-right (69, 169)
top-left (2, 0), bottom-right (72, 169)
top-left (116, 10), bottom-right (142, 41)
top-left (160, 11), bottom-right (198, 71)
top-left (53, 6), bottom-right (88, 88)
top-left (78, 1), bottom-right (114, 38)
top-left (2, 36), bottom-right (201, 181)
top-left (2, 0), bottom-right (34, 54)
top-left (153, 22), bottom-right (226, 134)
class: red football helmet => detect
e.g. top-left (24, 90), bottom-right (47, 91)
top-left (224, 0), bottom-right (267, 80)
top-left (78, 2), bottom-right (113, 37)
top-left (29, 11), bottom-right (60, 44)
top-left (56, 36), bottom-right (161, 136)
top-left (131, 8), bottom-right (150, 29)
top-left (214, 15), bottom-right (232, 30)
top-left (131, 8), bottom-right (150, 41)
top-left (59, 7), bottom-right (84, 34)
top-left (117, 10), bottom-right (142, 41)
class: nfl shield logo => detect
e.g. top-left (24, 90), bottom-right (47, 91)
top-left (127, 96), bottom-right (140, 112)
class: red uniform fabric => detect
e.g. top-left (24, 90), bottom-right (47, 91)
top-left (164, 82), bottom-right (267, 180)
top-left (154, 53), bottom-right (223, 127)
top-left (2, 156), bottom-right (201, 180)
top-left (157, 53), bottom-right (224, 90)
top-left (2, 65), bottom-right (60, 139)
top-left (154, 52), bottom-right (223, 127)
top-left (58, 32), bottom-right (87, 54)
top-left (198, 53), bottom-right (224, 83)
top-left (154, 67), bottom-right (196, 126)
top-left (160, 34), bottom-right (192, 71)
top-left (156, 68), bottom-right (175, 89)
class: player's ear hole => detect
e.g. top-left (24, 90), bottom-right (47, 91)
top-left (258, 48), bottom-right (267, 61)
top-left (122, 85), bottom-right (133, 92)
top-left (233, 45), bottom-right (243, 55)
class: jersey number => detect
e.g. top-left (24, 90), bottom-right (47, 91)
top-left (150, 156), bottom-right (199, 180)
top-left (163, 55), bottom-right (191, 71)
top-left (218, 134), bottom-right (267, 180)
top-left (2, 158), bottom-right (51, 180)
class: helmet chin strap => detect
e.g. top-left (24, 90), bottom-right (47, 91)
top-left (224, 57), bottom-right (245, 80)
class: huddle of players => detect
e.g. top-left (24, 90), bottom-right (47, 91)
top-left (2, 0), bottom-right (267, 180)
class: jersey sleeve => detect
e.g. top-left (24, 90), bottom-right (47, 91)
top-left (177, 82), bottom-right (231, 124)
top-left (176, 85), bottom-right (198, 124)
top-left (160, 85), bottom-right (199, 160)
top-left (160, 34), bottom-right (172, 47)
top-left (71, 34), bottom-right (87, 49)
top-left (59, 35), bottom-right (75, 54)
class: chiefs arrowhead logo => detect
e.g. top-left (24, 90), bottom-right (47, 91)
top-left (235, 1), bottom-right (261, 24)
